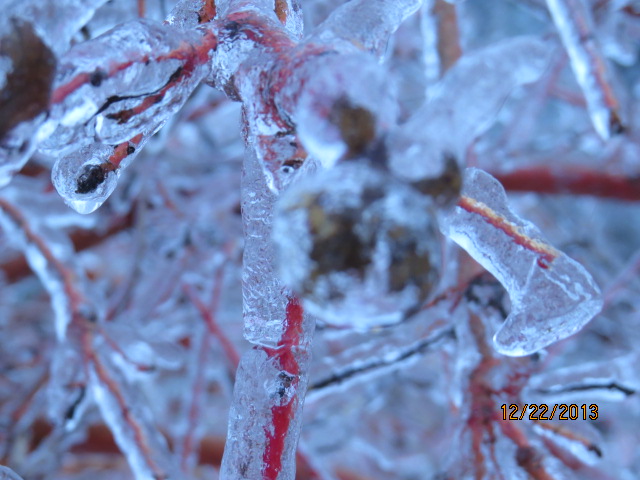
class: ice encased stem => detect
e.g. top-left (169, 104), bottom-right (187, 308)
top-left (441, 168), bottom-right (603, 356)
top-left (241, 149), bottom-right (290, 346)
top-left (0, 466), bottom-right (25, 480)
top-left (220, 345), bottom-right (310, 480)
top-left (89, 340), bottom-right (180, 480)
top-left (545, 0), bottom-right (623, 139)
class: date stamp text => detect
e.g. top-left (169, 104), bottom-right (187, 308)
top-left (501, 403), bottom-right (598, 421)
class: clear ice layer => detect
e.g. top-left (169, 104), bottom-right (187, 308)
top-left (441, 168), bottom-right (603, 355)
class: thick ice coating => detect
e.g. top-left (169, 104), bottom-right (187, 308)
top-left (441, 168), bottom-right (603, 355)
top-left (273, 161), bottom-right (441, 328)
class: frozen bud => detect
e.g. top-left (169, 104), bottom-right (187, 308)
top-left (410, 152), bottom-right (462, 209)
top-left (52, 144), bottom-right (120, 214)
top-left (273, 162), bottom-right (440, 328)
top-left (288, 53), bottom-right (397, 169)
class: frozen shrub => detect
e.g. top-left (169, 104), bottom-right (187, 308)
top-left (0, 0), bottom-right (638, 479)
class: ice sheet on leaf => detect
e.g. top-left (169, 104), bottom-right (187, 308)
top-left (273, 161), bottom-right (440, 328)
top-left (0, 18), bottom-right (56, 188)
top-left (309, 0), bottom-right (422, 56)
top-left (388, 35), bottom-right (551, 183)
top-left (440, 168), bottom-right (603, 356)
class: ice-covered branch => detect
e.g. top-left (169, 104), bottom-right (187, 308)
top-left (441, 168), bottom-right (603, 356)
top-left (494, 165), bottom-right (640, 202)
top-left (545, 0), bottom-right (624, 139)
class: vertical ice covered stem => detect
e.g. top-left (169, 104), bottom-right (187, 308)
top-left (222, 147), bottom-right (314, 478)
top-left (241, 148), bottom-right (290, 346)
top-left (545, 0), bottom-right (624, 139)
top-left (221, 298), bottom-right (312, 480)
top-left (440, 168), bottom-right (603, 356)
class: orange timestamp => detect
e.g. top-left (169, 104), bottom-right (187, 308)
top-left (501, 403), bottom-right (598, 421)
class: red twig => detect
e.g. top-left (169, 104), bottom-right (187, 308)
top-left (51, 30), bottom-right (217, 107)
top-left (262, 296), bottom-right (304, 480)
top-left (182, 278), bottom-right (240, 371)
top-left (181, 330), bottom-right (211, 472)
top-left (138, 0), bottom-right (146, 18)
top-left (546, 0), bottom-right (624, 137)
top-left (493, 166), bottom-right (640, 202)
top-left (457, 195), bottom-right (559, 269)
top-left (432, 0), bottom-right (462, 74)
top-left (180, 266), bottom-right (231, 471)
top-left (81, 329), bottom-right (169, 480)
top-left (0, 198), bottom-right (85, 315)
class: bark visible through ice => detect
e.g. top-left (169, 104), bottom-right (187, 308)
top-left (441, 168), bottom-right (603, 356)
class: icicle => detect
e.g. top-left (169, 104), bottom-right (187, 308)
top-left (388, 35), bottom-right (551, 184)
top-left (545, 0), bottom-right (624, 139)
top-left (440, 168), bottom-right (603, 356)
top-left (0, 0), bottom-right (110, 56)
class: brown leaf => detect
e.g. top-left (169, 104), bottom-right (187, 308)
top-left (0, 18), bottom-right (56, 141)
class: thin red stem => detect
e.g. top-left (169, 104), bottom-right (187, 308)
top-left (183, 276), bottom-right (240, 370)
top-left (494, 166), bottom-right (640, 202)
top-left (457, 195), bottom-right (559, 268)
top-left (262, 296), bottom-right (304, 480)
